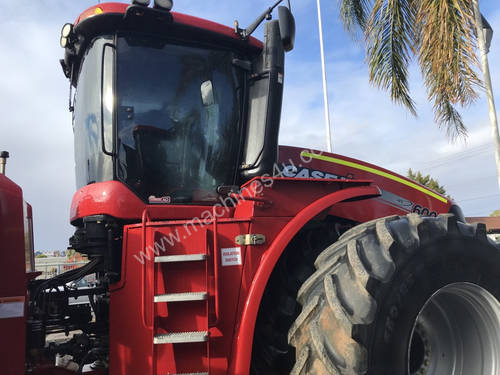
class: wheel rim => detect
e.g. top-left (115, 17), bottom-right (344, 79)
top-left (408, 282), bottom-right (500, 375)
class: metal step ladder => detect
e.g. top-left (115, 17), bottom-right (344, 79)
top-left (151, 234), bottom-right (211, 375)
top-left (154, 291), bottom-right (208, 303)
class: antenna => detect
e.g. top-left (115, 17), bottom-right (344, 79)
top-left (316, 0), bottom-right (332, 152)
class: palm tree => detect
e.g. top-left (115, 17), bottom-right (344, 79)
top-left (338, 0), bottom-right (482, 139)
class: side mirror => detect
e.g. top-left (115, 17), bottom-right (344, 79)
top-left (241, 20), bottom-right (285, 180)
top-left (278, 6), bottom-right (295, 52)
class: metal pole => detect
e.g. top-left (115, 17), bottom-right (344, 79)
top-left (316, 0), bottom-right (333, 152)
top-left (472, 0), bottom-right (500, 190)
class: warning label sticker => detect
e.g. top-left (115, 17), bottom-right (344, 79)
top-left (221, 247), bottom-right (242, 266)
top-left (0, 296), bottom-right (25, 319)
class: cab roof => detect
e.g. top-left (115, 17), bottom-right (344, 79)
top-left (74, 2), bottom-right (263, 49)
top-left (61, 2), bottom-right (263, 83)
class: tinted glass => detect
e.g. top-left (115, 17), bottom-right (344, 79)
top-left (73, 36), bottom-right (114, 188)
top-left (116, 35), bottom-right (243, 203)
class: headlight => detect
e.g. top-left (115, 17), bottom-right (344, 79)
top-left (61, 23), bottom-right (73, 38)
top-left (60, 23), bottom-right (74, 49)
top-left (60, 36), bottom-right (68, 48)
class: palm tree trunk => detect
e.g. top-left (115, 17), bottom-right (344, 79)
top-left (472, 0), bottom-right (500, 190)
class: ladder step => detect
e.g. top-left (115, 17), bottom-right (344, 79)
top-left (154, 331), bottom-right (208, 344)
top-left (154, 292), bottom-right (207, 303)
top-left (155, 254), bottom-right (207, 263)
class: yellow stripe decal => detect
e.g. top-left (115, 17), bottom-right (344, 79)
top-left (301, 151), bottom-right (448, 204)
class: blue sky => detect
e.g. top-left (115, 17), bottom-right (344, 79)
top-left (1, 0), bottom-right (499, 250)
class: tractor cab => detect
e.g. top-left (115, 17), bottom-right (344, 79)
top-left (61, 1), bottom-right (295, 206)
top-left (23, 3), bottom-right (296, 373)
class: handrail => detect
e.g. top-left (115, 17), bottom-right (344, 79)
top-left (211, 206), bottom-right (221, 326)
top-left (140, 208), bottom-right (153, 330)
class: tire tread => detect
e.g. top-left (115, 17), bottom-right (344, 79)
top-left (288, 214), bottom-right (490, 374)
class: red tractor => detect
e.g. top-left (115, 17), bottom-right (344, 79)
top-left (1, 1), bottom-right (499, 374)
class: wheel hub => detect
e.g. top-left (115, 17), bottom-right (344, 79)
top-left (409, 323), bottom-right (431, 374)
top-left (408, 282), bottom-right (500, 375)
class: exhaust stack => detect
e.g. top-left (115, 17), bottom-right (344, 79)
top-left (0, 151), bottom-right (9, 175)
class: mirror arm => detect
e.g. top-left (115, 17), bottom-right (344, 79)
top-left (235, 0), bottom-right (283, 39)
top-left (232, 58), bottom-right (252, 72)
top-left (68, 63), bottom-right (75, 113)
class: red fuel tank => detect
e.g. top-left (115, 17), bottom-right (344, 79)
top-left (0, 174), bottom-right (28, 375)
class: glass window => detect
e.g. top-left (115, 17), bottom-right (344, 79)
top-left (73, 36), bottom-right (114, 189)
top-left (115, 35), bottom-right (243, 203)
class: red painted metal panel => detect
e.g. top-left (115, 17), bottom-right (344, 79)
top-left (230, 185), bottom-right (381, 375)
top-left (107, 177), bottom-right (379, 374)
top-left (0, 175), bottom-right (27, 375)
top-left (70, 181), bottom-right (146, 222)
top-left (74, 2), bottom-right (263, 49)
top-left (109, 226), bottom-right (152, 374)
top-left (70, 180), bottom-right (235, 223)
top-left (110, 217), bottom-right (252, 375)
top-left (278, 146), bottom-right (452, 220)
top-left (235, 176), bottom-right (375, 218)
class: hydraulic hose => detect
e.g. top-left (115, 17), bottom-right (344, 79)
top-left (32, 257), bottom-right (102, 305)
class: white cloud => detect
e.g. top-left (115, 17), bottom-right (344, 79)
top-left (1, 0), bottom-right (499, 252)
top-left (0, 2), bottom-right (77, 250)
top-left (279, 3), bottom-right (500, 217)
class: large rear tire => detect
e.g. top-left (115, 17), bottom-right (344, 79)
top-left (288, 214), bottom-right (500, 374)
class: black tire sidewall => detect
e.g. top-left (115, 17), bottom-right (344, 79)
top-left (365, 237), bottom-right (500, 375)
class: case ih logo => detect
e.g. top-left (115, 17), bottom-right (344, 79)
top-left (148, 196), bottom-right (172, 204)
top-left (278, 165), bottom-right (353, 180)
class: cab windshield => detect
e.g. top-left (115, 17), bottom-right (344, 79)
top-left (116, 34), bottom-right (244, 203)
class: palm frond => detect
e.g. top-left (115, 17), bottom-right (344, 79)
top-left (416, 0), bottom-right (482, 138)
top-left (434, 92), bottom-right (467, 139)
top-left (365, 0), bottom-right (418, 115)
top-left (339, 0), bottom-right (372, 32)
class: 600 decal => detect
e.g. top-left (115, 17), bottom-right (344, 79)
top-left (412, 204), bottom-right (437, 217)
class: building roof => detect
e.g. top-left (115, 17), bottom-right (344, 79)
top-left (466, 217), bottom-right (500, 233)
